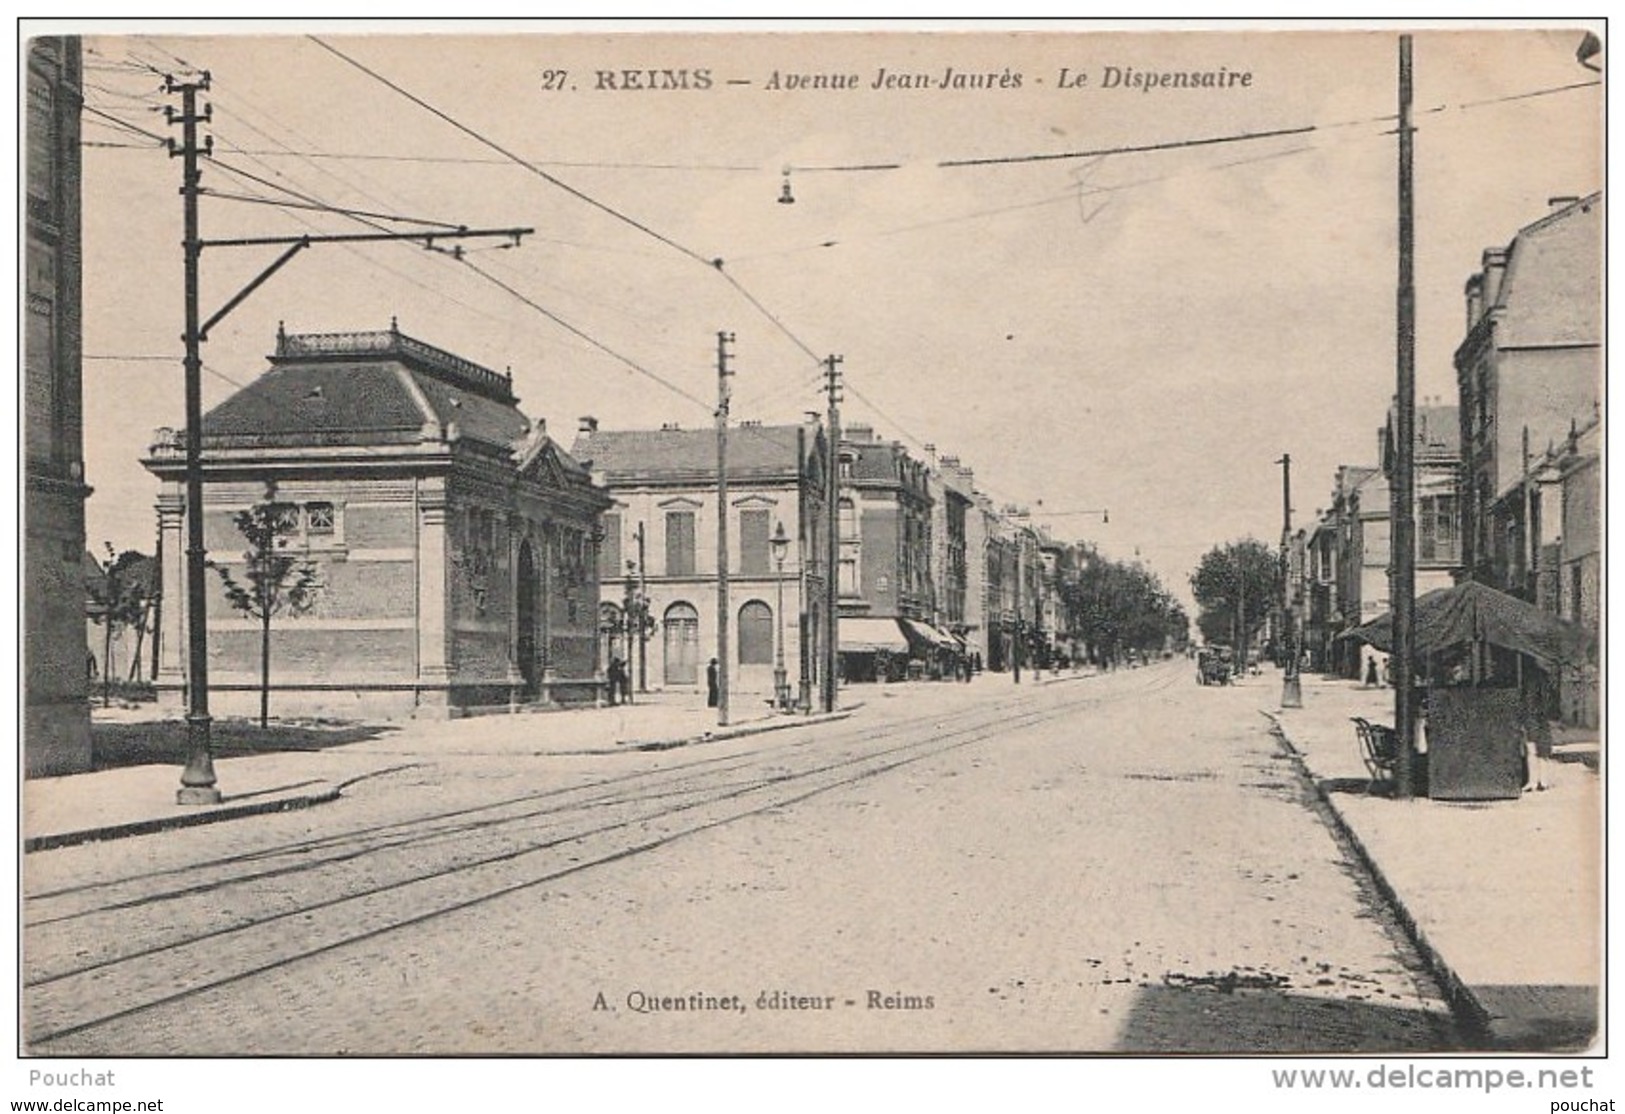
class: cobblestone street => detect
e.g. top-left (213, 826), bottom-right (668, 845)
top-left (23, 662), bottom-right (1459, 1054)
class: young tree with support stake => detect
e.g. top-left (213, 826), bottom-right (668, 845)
top-left (209, 483), bottom-right (322, 728)
top-left (87, 544), bottom-right (153, 708)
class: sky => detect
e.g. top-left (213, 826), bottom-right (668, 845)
top-left (69, 22), bottom-right (1603, 608)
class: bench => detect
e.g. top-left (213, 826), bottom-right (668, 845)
top-left (1351, 716), bottom-right (1400, 794)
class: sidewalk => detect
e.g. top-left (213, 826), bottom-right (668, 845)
top-left (23, 691), bottom-right (852, 853)
top-left (1263, 670), bottom-right (1602, 1052)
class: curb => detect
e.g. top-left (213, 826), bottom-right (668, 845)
top-left (24, 785), bottom-right (342, 853)
top-left (627, 709), bottom-right (855, 752)
top-left (1260, 709), bottom-right (1497, 1048)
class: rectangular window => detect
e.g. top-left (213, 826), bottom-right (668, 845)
top-left (270, 503), bottom-right (301, 534)
top-left (666, 511), bottom-right (695, 577)
top-left (740, 509), bottom-right (770, 576)
top-left (1419, 496), bottom-right (1438, 562)
top-left (306, 502), bottom-right (335, 535)
top-left (26, 79), bottom-right (54, 219)
top-left (599, 513), bottom-right (622, 579)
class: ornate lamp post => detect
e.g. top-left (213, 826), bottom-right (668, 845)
top-left (771, 521), bottom-right (791, 710)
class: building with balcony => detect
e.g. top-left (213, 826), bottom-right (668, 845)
top-left (571, 420), bottom-right (829, 702)
top-left (143, 324), bottom-right (611, 719)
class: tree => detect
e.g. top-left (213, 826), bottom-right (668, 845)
top-left (210, 483), bottom-right (322, 728)
top-left (1062, 544), bottom-right (1185, 666)
top-left (1189, 538), bottom-right (1280, 651)
top-left (86, 544), bottom-right (154, 707)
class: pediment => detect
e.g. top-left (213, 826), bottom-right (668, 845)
top-left (516, 437), bottom-right (569, 490)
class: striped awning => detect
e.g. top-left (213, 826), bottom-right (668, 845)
top-left (903, 619), bottom-right (961, 650)
top-left (838, 617), bottom-right (910, 653)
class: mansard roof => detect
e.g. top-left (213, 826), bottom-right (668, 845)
top-left (572, 423), bottom-right (807, 483)
top-left (197, 327), bottom-right (531, 451)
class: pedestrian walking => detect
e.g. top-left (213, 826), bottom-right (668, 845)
top-left (706, 657), bottom-right (720, 708)
top-left (1520, 676), bottom-right (1555, 792)
top-left (607, 656), bottom-right (627, 706)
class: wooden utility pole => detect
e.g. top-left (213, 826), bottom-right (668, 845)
top-left (1393, 34), bottom-right (1419, 798)
top-left (823, 354), bottom-right (843, 713)
top-left (716, 331), bottom-right (734, 726)
top-left (1279, 453), bottom-right (1302, 707)
top-left (797, 423), bottom-right (811, 711)
top-left (635, 521), bottom-right (648, 692)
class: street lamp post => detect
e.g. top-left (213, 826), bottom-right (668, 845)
top-left (771, 521), bottom-right (790, 711)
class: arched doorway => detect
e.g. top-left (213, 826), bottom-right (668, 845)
top-left (663, 601), bottom-right (700, 685)
top-left (738, 600), bottom-right (773, 665)
top-left (516, 539), bottom-right (539, 697)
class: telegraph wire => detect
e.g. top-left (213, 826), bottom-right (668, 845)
top-left (208, 147), bottom-right (761, 172)
top-left (936, 78), bottom-right (1599, 169)
top-left (80, 102), bottom-right (169, 146)
top-left (308, 35), bottom-right (718, 272)
top-left (454, 257), bottom-right (712, 413)
top-left (308, 34), bottom-right (839, 398)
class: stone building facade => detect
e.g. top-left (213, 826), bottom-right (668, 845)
top-left (1455, 193), bottom-right (1602, 590)
top-left (571, 420), bottom-right (829, 703)
top-left (143, 325), bottom-right (610, 720)
top-left (24, 36), bottom-right (91, 775)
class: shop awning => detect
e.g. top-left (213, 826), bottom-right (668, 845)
top-left (838, 617), bottom-right (910, 653)
top-left (903, 619), bottom-right (961, 650)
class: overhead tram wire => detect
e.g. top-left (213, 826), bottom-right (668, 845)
top-left (308, 35), bottom-right (716, 272)
top-left (80, 103), bottom-right (170, 146)
top-left (197, 188), bottom-right (470, 231)
top-left (449, 257), bottom-right (818, 458)
top-left (198, 138), bottom-right (540, 333)
top-left (100, 43), bottom-right (774, 450)
top-left (311, 34), bottom-right (1601, 426)
top-left (192, 147), bottom-right (763, 172)
top-left (307, 35), bottom-right (837, 386)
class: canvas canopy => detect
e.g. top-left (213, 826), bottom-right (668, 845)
top-left (838, 617), bottom-right (910, 653)
top-left (1347, 580), bottom-right (1595, 671)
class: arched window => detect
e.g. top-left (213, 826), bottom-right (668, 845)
top-left (738, 600), bottom-right (773, 665)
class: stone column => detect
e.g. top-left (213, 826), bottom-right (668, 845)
top-left (506, 513), bottom-right (526, 711)
top-left (154, 489), bottom-right (187, 712)
top-left (539, 520), bottom-right (557, 704)
top-left (416, 478), bottom-right (453, 716)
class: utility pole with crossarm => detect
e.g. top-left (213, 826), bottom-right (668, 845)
top-left (164, 70), bottom-right (532, 806)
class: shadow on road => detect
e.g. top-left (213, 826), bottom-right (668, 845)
top-left (1113, 981), bottom-right (1461, 1053)
top-left (90, 719), bottom-right (399, 771)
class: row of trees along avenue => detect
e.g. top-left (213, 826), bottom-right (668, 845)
top-left (1061, 545), bottom-right (1189, 666)
top-left (1189, 538), bottom-right (1281, 654)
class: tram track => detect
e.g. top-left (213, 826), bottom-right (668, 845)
top-left (25, 666), bottom-right (1177, 1049)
